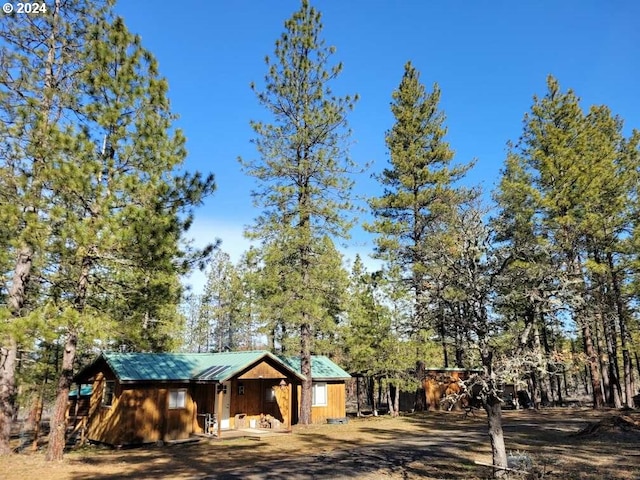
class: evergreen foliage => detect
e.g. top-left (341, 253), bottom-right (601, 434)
top-left (0, 1), bottom-right (215, 459)
top-left (241, 0), bottom-right (357, 424)
top-left (367, 61), bottom-right (476, 354)
top-left (495, 76), bottom-right (640, 410)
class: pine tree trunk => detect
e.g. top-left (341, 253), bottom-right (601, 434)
top-left (371, 376), bottom-right (378, 416)
top-left (602, 317), bottom-right (622, 408)
top-left (47, 251), bottom-right (91, 461)
top-left (299, 321), bottom-right (312, 425)
top-left (622, 349), bottom-right (633, 407)
top-left (583, 365), bottom-right (591, 395)
top-left (529, 371), bottom-right (540, 409)
top-left (0, 244), bottom-right (34, 454)
top-left (540, 316), bottom-right (558, 405)
top-left (608, 252), bottom-right (634, 407)
top-left (595, 320), bottom-right (612, 405)
top-left (439, 305), bottom-right (449, 368)
top-left (582, 321), bottom-right (604, 408)
top-left (454, 320), bottom-right (465, 367)
top-left (562, 365), bottom-right (569, 398)
top-left (45, 332), bottom-right (77, 461)
top-left (0, 338), bottom-right (18, 455)
top-left (532, 322), bottom-right (551, 406)
top-left (555, 374), bottom-right (563, 405)
top-left (414, 360), bottom-right (426, 411)
top-left (595, 269), bottom-right (623, 407)
top-left (393, 384), bottom-right (400, 416)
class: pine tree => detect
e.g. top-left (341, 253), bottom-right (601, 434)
top-left (40, 12), bottom-right (214, 460)
top-left (233, 249), bottom-right (263, 350)
top-left (491, 151), bottom-right (563, 407)
top-left (517, 77), bottom-right (603, 407)
top-left (579, 106), bottom-right (638, 407)
top-left (367, 61), bottom-right (475, 358)
top-left (181, 293), bottom-right (206, 353)
top-left (240, 0), bottom-right (357, 424)
top-left (0, 0), bottom-right (112, 455)
top-left (199, 250), bottom-right (245, 352)
top-left (511, 76), bottom-right (640, 408)
top-left (341, 256), bottom-right (419, 417)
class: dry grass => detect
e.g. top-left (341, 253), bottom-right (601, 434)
top-left (1, 408), bottom-right (639, 479)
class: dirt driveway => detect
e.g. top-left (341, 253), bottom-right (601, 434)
top-left (2, 409), bottom-right (639, 479)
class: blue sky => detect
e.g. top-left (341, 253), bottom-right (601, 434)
top-left (113, 1), bottom-right (640, 293)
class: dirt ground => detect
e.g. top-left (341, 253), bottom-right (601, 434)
top-left (1, 408), bottom-right (639, 479)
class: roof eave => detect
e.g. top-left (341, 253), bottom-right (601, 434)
top-left (311, 376), bottom-right (351, 382)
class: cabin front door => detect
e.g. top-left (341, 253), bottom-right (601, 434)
top-left (219, 381), bottom-right (231, 429)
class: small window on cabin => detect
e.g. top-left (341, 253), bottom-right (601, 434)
top-left (102, 381), bottom-right (115, 407)
top-left (168, 389), bottom-right (187, 409)
top-left (238, 383), bottom-right (245, 395)
top-left (312, 382), bottom-right (327, 407)
top-left (265, 387), bottom-right (275, 402)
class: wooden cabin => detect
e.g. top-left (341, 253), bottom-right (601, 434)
top-left (398, 368), bottom-right (482, 411)
top-left (73, 350), bottom-right (350, 446)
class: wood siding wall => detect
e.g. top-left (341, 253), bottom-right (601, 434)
top-left (423, 371), bottom-right (465, 410)
top-left (86, 373), bottom-right (196, 445)
top-left (397, 370), bottom-right (474, 411)
top-left (297, 381), bottom-right (346, 423)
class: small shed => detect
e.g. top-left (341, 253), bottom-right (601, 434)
top-left (398, 368), bottom-right (482, 411)
top-left (73, 350), bottom-right (350, 446)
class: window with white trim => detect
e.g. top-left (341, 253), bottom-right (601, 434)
top-left (102, 380), bottom-right (115, 407)
top-left (168, 389), bottom-right (187, 409)
top-left (312, 382), bottom-right (327, 406)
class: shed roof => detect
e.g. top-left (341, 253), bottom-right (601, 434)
top-left (279, 355), bottom-right (351, 380)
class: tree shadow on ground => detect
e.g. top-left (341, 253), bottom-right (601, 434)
top-left (6, 409), bottom-right (639, 480)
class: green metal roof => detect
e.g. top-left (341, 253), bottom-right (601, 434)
top-left (278, 355), bottom-right (351, 380)
top-left (93, 351), bottom-right (350, 383)
top-left (100, 350), bottom-right (311, 383)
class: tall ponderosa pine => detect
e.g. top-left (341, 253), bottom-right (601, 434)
top-left (502, 76), bottom-right (639, 408)
top-left (0, 0), bottom-right (112, 455)
top-left (515, 77), bottom-right (603, 407)
top-left (367, 61), bottom-right (474, 360)
top-left (251, 234), bottom-right (348, 358)
top-left (241, 0), bottom-right (357, 424)
top-left (39, 12), bottom-right (214, 460)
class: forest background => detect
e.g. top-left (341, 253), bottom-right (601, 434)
top-left (1, 0), bottom-right (639, 471)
